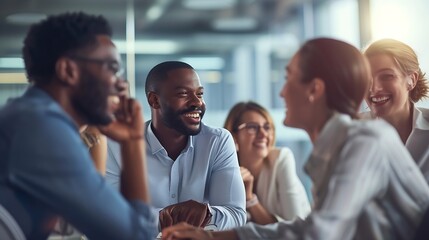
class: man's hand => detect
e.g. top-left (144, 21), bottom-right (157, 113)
top-left (159, 200), bottom-right (212, 230)
top-left (99, 81), bottom-right (144, 142)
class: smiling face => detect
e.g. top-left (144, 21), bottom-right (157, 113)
top-left (156, 68), bottom-right (206, 135)
top-left (366, 53), bottom-right (412, 120)
top-left (280, 53), bottom-right (310, 129)
top-left (234, 110), bottom-right (273, 161)
top-left (71, 35), bottom-right (122, 125)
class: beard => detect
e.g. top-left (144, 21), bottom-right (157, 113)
top-left (160, 103), bottom-right (205, 136)
top-left (72, 69), bottom-right (113, 125)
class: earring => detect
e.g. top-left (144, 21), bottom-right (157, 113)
top-left (309, 95), bottom-right (314, 102)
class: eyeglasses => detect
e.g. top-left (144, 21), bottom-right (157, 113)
top-left (236, 122), bottom-right (272, 135)
top-left (68, 55), bottom-right (124, 78)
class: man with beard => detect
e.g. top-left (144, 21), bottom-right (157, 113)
top-left (106, 61), bottom-right (246, 231)
top-left (0, 12), bottom-right (157, 239)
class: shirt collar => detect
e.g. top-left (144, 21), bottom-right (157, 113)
top-left (304, 112), bottom-right (352, 185)
top-left (24, 85), bottom-right (77, 128)
top-left (361, 105), bottom-right (429, 131)
top-left (412, 106), bottom-right (429, 130)
top-left (145, 121), bottom-right (195, 155)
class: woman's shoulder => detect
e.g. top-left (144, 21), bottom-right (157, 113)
top-left (267, 147), bottom-right (295, 169)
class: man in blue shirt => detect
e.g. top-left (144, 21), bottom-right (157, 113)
top-left (106, 61), bottom-right (246, 230)
top-left (0, 12), bottom-right (157, 239)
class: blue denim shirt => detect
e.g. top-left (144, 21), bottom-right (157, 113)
top-left (0, 86), bottom-right (158, 240)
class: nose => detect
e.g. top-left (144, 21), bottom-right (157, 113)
top-left (369, 77), bottom-right (382, 94)
top-left (257, 126), bottom-right (270, 137)
top-left (279, 83), bottom-right (285, 98)
top-left (189, 93), bottom-right (203, 108)
top-left (114, 79), bottom-right (129, 97)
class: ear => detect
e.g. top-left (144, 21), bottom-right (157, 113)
top-left (55, 57), bottom-right (79, 86)
top-left (147, 91), bottom-right (161, 109)
top-left (407, 72), bottom-right (418, 91)
top-left (307, 77), bottom-right (326, 103)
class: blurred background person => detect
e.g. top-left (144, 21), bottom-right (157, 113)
top-left (0, 12), bottom-right (157, 239)
top-left (49, 125), bottom-right (108, 239)
top-left (224, 101), bottom-right (310, 225)
top-left (81, 125), bottom-right (107, 174)
top-left (363, 39), bottom-right (429, 181)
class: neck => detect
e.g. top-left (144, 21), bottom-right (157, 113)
top-left (306, 109), bottom-right (334, 144)
top-left (38, 83), bottom-right (84, 129)
top-left (383, 102), bottom-right (414, 144)
top-left (150, 120), bottom-right (188, 160)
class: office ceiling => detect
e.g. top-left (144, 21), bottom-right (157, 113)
top-left (0, 0), bottom-right (306, 57)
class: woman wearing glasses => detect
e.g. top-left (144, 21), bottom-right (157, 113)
top-left (224, 101), bottom-right (310, 224)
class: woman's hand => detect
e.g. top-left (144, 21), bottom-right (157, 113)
top-left (240, 167), bottom-right (254, 200)
top-left (161, 222), bottom-right (213, 240)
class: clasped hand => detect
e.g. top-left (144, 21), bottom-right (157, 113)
top-left (159, 200), bottom-right (212, 230)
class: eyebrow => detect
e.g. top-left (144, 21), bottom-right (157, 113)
top-left (375, 68), bottom-right (395, 74)
top-left (173, 86), bottom-right (204, 91)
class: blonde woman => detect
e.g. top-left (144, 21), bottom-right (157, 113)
top-left (224, 101), bottom-right (310, 224)
top-left (363, 39), bottom-right (429, 181)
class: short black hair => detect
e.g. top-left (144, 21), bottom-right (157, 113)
top-left (145, 61), bottom-right (194, 95)
top-left (22, 12), bottom-right (112, 85)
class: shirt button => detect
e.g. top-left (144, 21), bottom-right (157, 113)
top-left (171, 194), bottom-right (176, 198)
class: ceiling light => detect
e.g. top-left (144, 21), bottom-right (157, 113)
top-left (146, 6), bottom-right (163, 21)
top-left (183, 0), bottom-right (237, 10)
top-left (6, 13), bottom-right (47, 25)
top-left (180, 57), bottom-right (225, 70)
top-left (0, 73), bottom-right (27, 84)
top-left (212, 17), bottom-right (257, 31)
top-left (114, 40), bottom-right (179, 54)
top-left (198, 71), bottom-right (222, 83)
top-left (0, 58), bottom-right (24, 69)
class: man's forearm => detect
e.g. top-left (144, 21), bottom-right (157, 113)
top-left (209, 205), bottom-right (246, 229)
top-left (120, 139), bottom-right (150, 202)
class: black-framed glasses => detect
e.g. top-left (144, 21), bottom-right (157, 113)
top-left (68, 55), bottom-right (124, 78)
top-left (236, 122), bottom-right (272, 135)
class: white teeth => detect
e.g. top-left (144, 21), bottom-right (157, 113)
top-left (371, 96), bottom-right (389, 103)
top-left (184, 113), bottom-right (200, 118)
